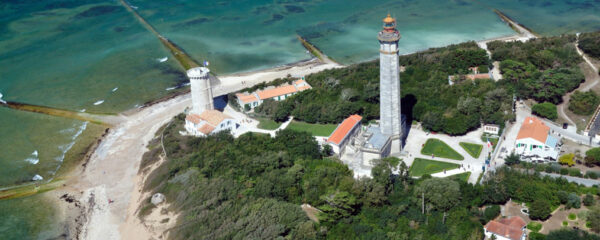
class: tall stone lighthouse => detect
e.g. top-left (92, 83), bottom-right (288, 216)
top-left (188, 67), bottom-right (214, 114)
top-left (378, 14), bottom-right (402, 153)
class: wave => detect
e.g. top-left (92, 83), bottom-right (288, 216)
top-left (93, 100), bottom-right (104, 105)
top-left (157, 57), bottom-right (168, 63)
top-left (0, 92), bottom-right (5, 104)
top-left (32, 174), bottom-right (43, 181)
top-left (112, 87), bottom-right (119, 92)
top-left (80, 109), bottom-right (86, 113)
top-left (165, 82), bottom-right (190, 91)
top-left (54, 122), bottom-right (88, 164)
top-left (25, 150), bottom-right (39, 165)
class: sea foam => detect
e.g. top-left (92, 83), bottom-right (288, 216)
top-left (93, 100), bottom-right (104, 105)
top-left (157, 57), bottom-right (168, 63)
top-left (25, 150), bottom-right (39, 164)
top-left (32, 174), bottom-right (43, 181)
top-left (112, 87), bottom-right (119, 92)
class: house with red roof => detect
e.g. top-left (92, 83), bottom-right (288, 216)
top-left (483, 216), bottom-right (527, 240)
top-left (326, 115), bottom-right (363, 156)
top-left (515, 116), bottom-right (561, 161)
top-left (236, 78), bottom-right (311, 110)
top-left (185, 110), bottom-right (239, 137)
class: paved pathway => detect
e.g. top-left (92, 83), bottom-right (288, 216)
top-left (403, 124), bottom-right (489, 184)
top-left (538, 172), bottom-right (600, 187)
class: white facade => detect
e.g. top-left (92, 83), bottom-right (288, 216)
top-left (515, 137), bottom-right (560, 161)
top-left (483, 124), bottom-right (500, 135)
top-left (483, 231), bottom-right (525, 240)
top-left (188, 67), bottom-right (214, 114)
top-left (378, 16), bottom-right (402, 153)
top-left (184, 110), bottom-right (239, 137)
top-left (236, 80), bottom-right (311, 110)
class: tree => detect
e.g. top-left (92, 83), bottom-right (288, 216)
top-left (585, 148), bottom-right (600, 167)
top-left (566, 193), bottom-right (581, 209)
top-left (483, 205), bottom-right (501, 222)
top-left (557, 191), bottom-right (569, 204)
top-left (318, 191), bottom-right (358, 224)
top-left (530, 199), bottom-right (552, 220)
top-left (321, 144), bottom-right (333, 157)
top-left (415, 178), bottom-right (461, 223)
top-left (558, 154), bottom-right (575, 166)
top-left (583, 194), bottom-right (595, 207)
top-left (505, 153), bottom-right (521, 165)
top-left (588, 206), bottom-right (600, 233)
top-left (532, 102), bottom-right (558, 120)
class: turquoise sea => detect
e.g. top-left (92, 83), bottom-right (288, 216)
top-left (0, 0), bottom-right (598, 238)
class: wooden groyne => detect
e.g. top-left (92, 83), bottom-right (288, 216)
top-left (493, 9), bottom-right (540, 38)
top-left (297, 35), bottom-right (340, 65)
top-left (1, 101), bottom-right (119, 126)
top-left (118, 0), bottom-right (200, 70)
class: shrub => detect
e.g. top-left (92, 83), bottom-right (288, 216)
top-left (545, 164), bottom-right (554, 173)
top-left (530, 199), bottom-right (552, 220)
top-left (583, 194), bottom-right (595, 206)
top-left (560, 168), bottom-right (569, 175)
top-left (569, 91), bottom-right (600, 115)
top-left (559, 154), bottom-right (575, 166)
top-left (586, 171), bottom-right (598, 179)
top-left (527, 222), bottom-right (543, 232)
top-left (569, 168), bottom-right (582, 177)
top-left (532, 102), bottom-right (558, 120)
top-left (568, 213), bottom-right (577, 220)
top-left (505, 153), bottom-right (521, 166)
top-left (585, 148), bottom-right (600, 167)
top-left (529, 232), bottom-right (546, 240)
top-left (562, 221), bottom-right (568, 226)
top-left (484, 205), bottom-right (501, 222)
top-left (557, 191), bottom-right (569, 204)
top-left (567, 193), bottom-right (581, 209)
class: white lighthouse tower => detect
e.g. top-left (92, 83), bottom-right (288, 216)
top-left (188, 67), bottom-right (214, 114)
top-left (378, 14), bottom-right (402, 153)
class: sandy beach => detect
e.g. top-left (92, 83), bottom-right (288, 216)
top-left (59, 59), bottom-right (340, 240)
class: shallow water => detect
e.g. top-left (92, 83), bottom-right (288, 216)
top-left (1, 0), bottom-right (599, 238)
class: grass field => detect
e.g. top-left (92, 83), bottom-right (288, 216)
top-left (257, 118), bottom-right (282, 130)
top-left (287, 121), bottom-right (338, 136)
top-left (481, 134), bottom-right (499, 150)
top-left (446, 172), bottom-right (471, 182)
top-left (459, 142), bottom-right (483, 158)
top-left (409, 158), bottom-right (460, 177)
top-left (421, 139), bottom-right (464, 160)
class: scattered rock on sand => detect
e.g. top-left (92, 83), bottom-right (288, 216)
top-left (151, 193), bottom-right (165, 205)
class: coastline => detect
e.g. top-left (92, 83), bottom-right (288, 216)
top-left (65, 58), bottom-right (341, 240)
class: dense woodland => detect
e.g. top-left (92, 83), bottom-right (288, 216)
top-left (579, 32), bottom-right (600, 60)
top-left (254, 42), bottom-right (512, 135)
top-left (488, 35), bottom-right (584, 104)
top-left (251, 34), bottom-right (591, 135)
top-left (140, 117), bottom-right (600, 240)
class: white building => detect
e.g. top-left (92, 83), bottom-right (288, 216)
top-left (188, 67), bottom-right (213, 114)
top-left (326, 115), bottom-right (362, 156)
top-left (185, 110), bottom-right (239, 136)
top-left (378, 14), bottom-right (402, 153)
top-left (515, 116), bottom-right (561, 161)
top-left (483, 216), bottom-right (527, 240)
top-left (355, 125), bottom-right (392, 166)
top-left (236, 79), bottom-right (311, 110)
top-left (483, 124), bottom-right (500, 135)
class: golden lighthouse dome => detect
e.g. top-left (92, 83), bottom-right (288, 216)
top-left (383, 14), bottom-right (395, 24)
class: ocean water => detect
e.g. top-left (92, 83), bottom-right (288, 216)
top-left (1, 0), bottom-right (599, 238)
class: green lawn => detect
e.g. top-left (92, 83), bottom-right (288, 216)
top-left (409, 158), bottom-right (460, 177)
top-left (287, 121), bottom-right (338, 136)
top-left (459, 142), bottom-right (483, 158)
top-left (481, 134), bottom-right (499, 150)
top-left (446, 172), bottom-right (471, 182)
top-left (257, 118), bottom-right (282, 130)
top-left (421, 139), bottom-right (464, 160)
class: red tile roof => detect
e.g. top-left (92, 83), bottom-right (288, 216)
top-left (186, 114), bottom-right (203, 124)
top-left (517, 116), bottom-right (549, 143)
top-left (257, 85), bottom-right (298, 100)
top-left (327, 115), bottom-right (362, 145)
top-left (484, 216), bottom-right (526, 240)
top-left (198, 123), bottom-right (216, 135)
top-left (236, 93), bottom-right (259, 104)
top-left (199, 110), bottom-right (232, 127)
top-left (466, 73), bottom-right (490, 80)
